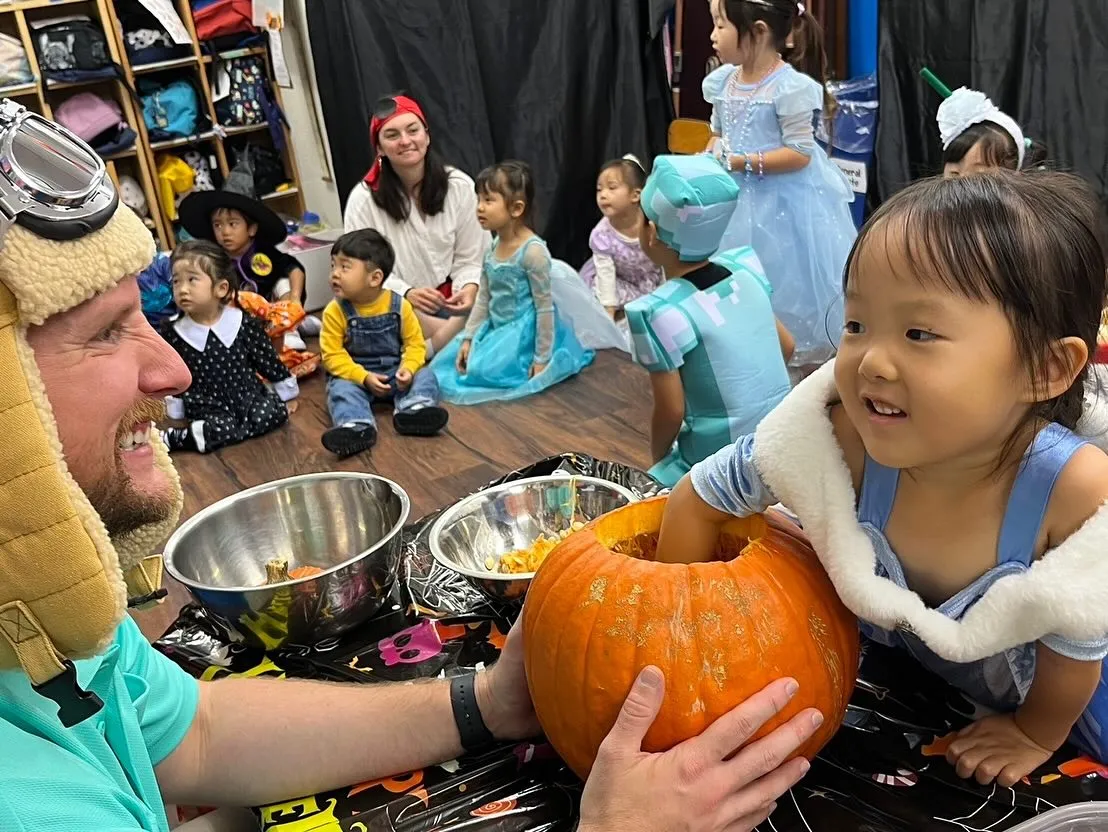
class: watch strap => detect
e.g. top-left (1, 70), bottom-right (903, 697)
top-left (450, 672), bottom-right (496, 753)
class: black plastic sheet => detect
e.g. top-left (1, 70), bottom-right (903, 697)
top-left (155, 453), bottom-right (1108, 832)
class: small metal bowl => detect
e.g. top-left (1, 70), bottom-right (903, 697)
top-left (428, 475), bottom-right (637, 601)
top-left (163, 472), bottom-right (410, 649)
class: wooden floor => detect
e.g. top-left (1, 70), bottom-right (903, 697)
top-left (132, 349), bottom-right (652, 640)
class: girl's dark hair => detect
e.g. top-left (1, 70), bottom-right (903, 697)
top-left (943, 121), bottom-right (1050, 171)
top-left (475, 160), bottom-right (536, 227)
top-left (599, 156), bottom-right (648, 190)
top-left (171, 239), bottom-right (238, 305)
top-left (331, 228), bottom-right (395, 277)
top-left (844, 170), bottom-right (1108, 458)
top-left (370, 93), bottom-right (450, 223)
top-left (722, 0), bottom-right (833, 115)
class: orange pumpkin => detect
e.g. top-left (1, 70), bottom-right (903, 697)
top-left (522, 496), bottom-right (859, 780)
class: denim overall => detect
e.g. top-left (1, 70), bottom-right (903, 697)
top-left (857, 422), bottom-right (1108, 759)
top-left (326, 293), bottom-right (439, 429)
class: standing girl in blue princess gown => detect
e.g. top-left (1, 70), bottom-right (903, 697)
top-left (432, 161), bottom-right (594, 404)
top-left (704, 0), bottom-right (856, 371)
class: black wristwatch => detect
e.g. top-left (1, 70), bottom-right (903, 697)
top-left (450, 671), bottom-right (496, 753)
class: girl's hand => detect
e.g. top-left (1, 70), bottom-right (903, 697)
top-left (456, 341), bottom-right (472, 374)
top-left (442, 284), bottom-right (478, 316)
top-left (395, 368), bottom-right (413, 391)
top-left (946, 713), bottom-right (1053, 787)
top-left (529, 361), bottom-right (548, 379)
top-left (406, 287), bottom-right (445, 316)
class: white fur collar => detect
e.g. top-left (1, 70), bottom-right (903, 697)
top-left (173, 306), bottom-right (243, 353)
top-left (751, 360), bottom-right (1108, 663)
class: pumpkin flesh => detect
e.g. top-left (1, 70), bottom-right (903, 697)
top-left (522, 497), bottom-right (859, 780)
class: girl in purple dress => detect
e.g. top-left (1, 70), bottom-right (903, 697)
top-left (579, 155), bottom-right (665, 320)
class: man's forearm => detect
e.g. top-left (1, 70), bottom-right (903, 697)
top-left (159, 676), bottom-right (464, 808)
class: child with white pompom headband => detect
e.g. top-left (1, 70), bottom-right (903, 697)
top-left (922, 68), bottom-right (1049, 178)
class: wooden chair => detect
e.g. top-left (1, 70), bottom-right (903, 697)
top-left (668, 118), bottom-right (713, 154)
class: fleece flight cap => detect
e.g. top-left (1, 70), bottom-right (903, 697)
top-left (0, 199), bottom-right (182, 721)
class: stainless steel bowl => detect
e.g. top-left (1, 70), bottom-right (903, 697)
top-left (428, 475), bottom-right (637, 601)
top-left (163, 473), bottom-right (410, 649)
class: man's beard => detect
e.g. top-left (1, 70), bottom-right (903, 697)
top-left (86, 398), bottom-right (174, 537)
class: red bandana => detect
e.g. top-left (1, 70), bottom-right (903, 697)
top-left (363, 96), bottom-right (428, 191)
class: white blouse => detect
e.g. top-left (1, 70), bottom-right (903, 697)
top-left (343, 167), bottom-right (491, 297)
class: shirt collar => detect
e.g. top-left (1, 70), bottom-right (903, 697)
top-left (173, 306), bottom-right (243, 352)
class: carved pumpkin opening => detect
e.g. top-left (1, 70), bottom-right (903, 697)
top-left (593, 496), bottom-right (769, 564)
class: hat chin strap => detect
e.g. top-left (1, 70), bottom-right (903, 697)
top-left (0, 601), bottom-right (103, 726)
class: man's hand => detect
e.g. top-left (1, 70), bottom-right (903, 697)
top-left (442, 284), bottom-right (478, 316)
top-left (457, 341), bottom-right (472, 374)
top-left (406, 287), bottom-right (445, 316)
top-left (475, 618), bottom-right (540, 741)
top-left (578, 669), bottom-right (820, 832)
top-left (362, 373), bottom-right (391, 397)
top-left (395, 368), bottom-right (413, 391)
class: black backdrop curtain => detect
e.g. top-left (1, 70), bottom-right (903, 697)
top-left (307, 0), bottom-right (673, 266)
top-left (875, 0), bottom-right (1108, 203)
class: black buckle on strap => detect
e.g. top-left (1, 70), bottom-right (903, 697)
top-left (32, 659), bottom-right (103, 727)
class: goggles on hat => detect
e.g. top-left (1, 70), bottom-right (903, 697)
top-left (0, 98), bottom-right (118, 244)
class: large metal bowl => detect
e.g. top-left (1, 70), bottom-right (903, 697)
top-left (163, 472), bottom-right (409, 649)
top-left (428, 475), bottom-right (637, 601)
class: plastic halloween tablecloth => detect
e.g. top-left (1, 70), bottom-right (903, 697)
top-left (154, 453), bottom-right (1108, 832)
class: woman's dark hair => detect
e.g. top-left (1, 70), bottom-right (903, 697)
top-left (722, 0), bottom-right (833, 115)
top-left (599, 156), bottom-right (648, 190)
top-left (943, 121), bottom-right (1050, 171)
top-left (475, 160), bottom-right (536, 227)
top-left (843, 170), bottom-right (1108, 458)
top-left (171, 239), bottom-right (238, 305)
top-left (370, 93), bottom-right (450, 223)
top-left (331, 228), bottom-right (396, 277)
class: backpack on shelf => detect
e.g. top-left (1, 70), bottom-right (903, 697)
top-left (232, 142), bottom-right (287, 196)
top-left (140, 78), bottom-right (201, 140)
top-left (31, 16), bottom-right (115, 82)
top-left (191, 0), bottom-right (254, 42)
top-left (117, 0), bottom-right (192, 65)
top-left (0, 33), bottom-right (33, 87)
top-left (213, 55), bottom-right (267, 127)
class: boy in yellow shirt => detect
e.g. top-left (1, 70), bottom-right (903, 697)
top-left (321, 229), bottom-right (449, 456)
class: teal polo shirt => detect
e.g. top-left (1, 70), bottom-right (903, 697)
top-left (0, 616), bottom-right (199, 831)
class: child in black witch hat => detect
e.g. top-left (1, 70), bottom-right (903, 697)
top-left (178, 174), bottom-right (319, 349)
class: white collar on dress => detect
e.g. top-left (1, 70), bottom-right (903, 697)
top-left (750, 360), bottom-right (1108, 663)
top-left (173, 306), bottom-right (243, 352)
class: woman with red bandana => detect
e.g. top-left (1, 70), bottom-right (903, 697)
top-left (343, 94), bottom-right (489, 354)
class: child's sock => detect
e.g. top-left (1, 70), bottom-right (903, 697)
top-left (299, 315), bottom-right (322, 336)
top-left (283, 330), bottom-right (308, 351)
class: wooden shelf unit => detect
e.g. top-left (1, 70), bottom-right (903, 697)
top-left (99, 0), bottom-right (306, 249)
top-left (0, 0), bottom-right (170, 247)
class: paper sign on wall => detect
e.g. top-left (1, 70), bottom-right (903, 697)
top-left (253, 0), bottom-right (285, 29)
top-left (832, 158), bottom-right (868, 194)
top-left (136, 0), bottom-right (191, 45)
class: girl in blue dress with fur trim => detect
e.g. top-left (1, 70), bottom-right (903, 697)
top-left (432, 161), bottom-right (594, 404)
top-left (704, 0), bottom-right (856, 370)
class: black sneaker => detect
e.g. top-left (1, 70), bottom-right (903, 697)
top-left (321, 422), bottom-right (378, 457)
top-left (393, 405), bottom-right (449, 437)
top-left (162, 426), bottom-right (194, 452)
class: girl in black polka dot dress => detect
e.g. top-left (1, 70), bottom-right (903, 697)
top-left (161, 240), bottom-right (299, 453)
